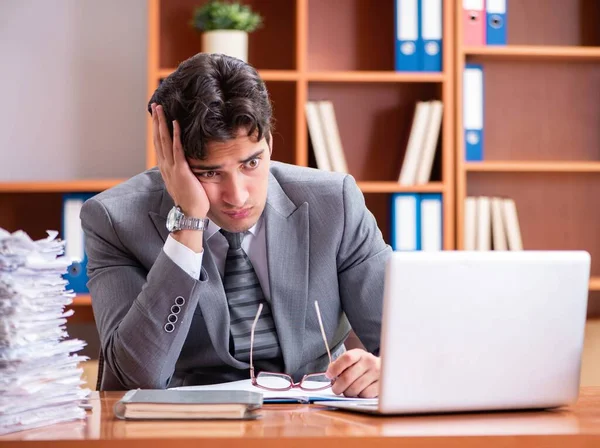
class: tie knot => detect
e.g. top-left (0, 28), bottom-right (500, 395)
top-left (220, 229), bottom-right (244, 250)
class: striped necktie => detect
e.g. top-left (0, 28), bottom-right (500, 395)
top-left (220, 229), bottom-right (282, 363)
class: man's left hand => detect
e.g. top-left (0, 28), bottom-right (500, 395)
top-left (325, 349), bottom-right (380, 398)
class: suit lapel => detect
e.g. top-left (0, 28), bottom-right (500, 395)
top-left (265, 173), bottom-right (309, 375)
top-left (148, 188), bottom-right (247, 368)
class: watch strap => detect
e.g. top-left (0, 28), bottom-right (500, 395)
top-left (179, 216), bottom-right (209, 231)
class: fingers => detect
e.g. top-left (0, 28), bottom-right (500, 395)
top-left (155, 104), bottom-right (174, 165)
top-left (358, 381), bottom-right (379, 399)
top-left (340, 366), bottom-right (379, 398)
top-left (172, 119), bottom-right (187, 166)
top-left (151, 103), bottom-right (164, 165)
top-left (326, 350), bottom-right (380, 398)
top-left (326, 349), bottom-right (361, 380)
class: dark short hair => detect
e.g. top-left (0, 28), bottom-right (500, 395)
top-left (148, 53), bottom-right (273, 159)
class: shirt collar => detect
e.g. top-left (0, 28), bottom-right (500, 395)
top-left (205, 214), bottom-right (263, 241)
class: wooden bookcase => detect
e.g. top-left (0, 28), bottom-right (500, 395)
top-left (147, 0), bottom-right (456, 251)
top-left (4, 0), bottom-right (599, 318)
top-left (454, 0), bottom-right (600, 315)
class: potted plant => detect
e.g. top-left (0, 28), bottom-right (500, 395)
top-left (191, 1), bottom-right (263, 62)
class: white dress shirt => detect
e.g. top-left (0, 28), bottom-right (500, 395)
top-left (163, 216), bottom-right (271, 300)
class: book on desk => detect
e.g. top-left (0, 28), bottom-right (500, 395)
top-left (114, 389), bottom-right (263, 420)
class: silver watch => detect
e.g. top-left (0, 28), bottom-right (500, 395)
top-left (166, 206), bottom-right (209, 232)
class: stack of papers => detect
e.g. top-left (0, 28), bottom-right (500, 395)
top-left (0, 229), bottom-right (89, 435)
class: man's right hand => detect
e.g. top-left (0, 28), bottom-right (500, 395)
top-left (152, 103), bottom-right (209, 252)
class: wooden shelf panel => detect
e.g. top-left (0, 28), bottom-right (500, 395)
top-left (72, 295), bottom-right (92, 306)
top-left (156, 69), bottom-right (299, 81)
top-left (590, 278), bottom-right (600, 291)
top-left (0, 180), bottom-right (123, 193)
top-left (306, 71), bottom-right (445, 83)
top-left (157, 69), bottom-right (445, 84)
top-left (307, 0), bottom-right (395, 72)
top-left (464, 45), bottom-right (600, 61)
top-left (358, 182), bottom-right (444, 193)
top-left (465, 162), bottom-right (600, 173)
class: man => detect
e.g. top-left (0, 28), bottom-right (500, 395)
top-left (81, 53), bottom-right (391, 397)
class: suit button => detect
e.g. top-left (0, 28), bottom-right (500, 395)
top-left (164, 322), bottom-right (175, 333)
top-left (171, 305), bottom-right (181, 314)
top-left (167, 313), bottom-right (178, 323)
top-left (175, 296), bottom-right (185, 306)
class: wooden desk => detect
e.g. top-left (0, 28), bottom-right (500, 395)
top-left (3, 388), bottom-right (600, 447)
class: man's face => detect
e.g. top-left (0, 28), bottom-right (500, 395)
top-left (187, 130), bottom-right (271, 233)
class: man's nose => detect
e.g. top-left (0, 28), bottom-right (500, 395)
top-left (223, 175), bottom-right (249, 207)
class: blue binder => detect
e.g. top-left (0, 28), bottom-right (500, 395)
top-left (420, 0), bottom-right (443, 72)
top-left (395, 0), bottom-right (421, 71)
top-left (419, 193), bottom-right (443, 251)
top-left (62, 193), bottom-right (95, 294)
top-left (463, 64), bottom-right (484, 161)
top-left (486, 0), bottom-right (507, 45)
top-left (390, 193), bottom-right (421, 251)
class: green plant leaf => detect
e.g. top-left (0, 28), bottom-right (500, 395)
top-left (191, 1), bottom-right (263, 32)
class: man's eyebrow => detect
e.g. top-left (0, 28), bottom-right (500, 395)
top-left (189, 149), bottom-right (265, 171)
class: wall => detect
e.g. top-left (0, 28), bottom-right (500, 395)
top-left (0, 0), bottom-right (148, 180)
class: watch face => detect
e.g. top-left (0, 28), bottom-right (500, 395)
top-left (166, 207), bottom-right (180, 231)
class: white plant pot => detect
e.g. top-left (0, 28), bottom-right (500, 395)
top-left (202, 30), bottom-right (248, 62)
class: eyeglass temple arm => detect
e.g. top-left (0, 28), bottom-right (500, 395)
top-left (314, 301), bottom-right (332, 364)
top-left (250, 303), bottom-right (264, 378)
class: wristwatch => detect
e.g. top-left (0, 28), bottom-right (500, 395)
top-left (166, 206), bottom-right (209, 232)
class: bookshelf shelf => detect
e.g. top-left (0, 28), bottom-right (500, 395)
top-left (358, 182), bottom-right (445, 194)
top-left (306, 71), bottom-right (446, 83)
top-left (157, 69), bottom-right (300, 82)
top-left (456, 1), bottom-right (600, 302)
top-left (0, 180), bottom-right (124, 193)
top-left (72, 295), bottom-right (92, 306)
top-left (463, 45), bottom-right (600, 61)
top-left (464, 162), bottom-right (600, 173)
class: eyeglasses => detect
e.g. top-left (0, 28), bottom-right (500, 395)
top-left (250, 300), bottom-right (334, 391)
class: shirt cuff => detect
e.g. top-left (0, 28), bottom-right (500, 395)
top-left (163, 234), bottom-right (204, 280)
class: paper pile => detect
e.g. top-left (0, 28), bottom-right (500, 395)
top-left (0, 228), bottom-right (89, 435)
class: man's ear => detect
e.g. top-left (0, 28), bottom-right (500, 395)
top-left (268, 132), bottom-right (273, 155)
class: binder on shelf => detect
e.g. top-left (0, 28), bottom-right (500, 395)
top-left (502, 198), bottom-right (523, 250)
top-left (305, 102), bottom-right (332, 171)
top-left (394, 0), bottom-right (420, 71)
top-left (391, 193), bottom-right (421, 251)
top-left (317, 101), bottom-right (348, 174)
top-left (465, 196), bottom-right (523, 251)
top-left (415, 100), bottom-right (443, 184)
top-left (476, 196), bottom-right (491, 251)
top-left (62, 193), bottom-right (95, 294)
top-left (486, 0), bottom-right (507, 45)
top-left (462, 0), bottom-right (486, 46)
top-left (490, 197), bottom-right (508, 250)
top-left (463, 64), bottom-right (484, 161)
top-left (398, 101), bottom-right (431, 185)
top-left (420, 193), bottom-right (443, 251)
top-left (464, 196), bottom-right (477, 250)
top-left (420, 0), bottom-right (443, 72)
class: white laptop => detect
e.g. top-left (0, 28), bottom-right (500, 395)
top-left (316, 250), bottom-right (590, 415)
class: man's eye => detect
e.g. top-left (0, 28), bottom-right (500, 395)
top-left (246, 158), bottom-right (260, 169)
top-left (199, 171), bottom-right (217, 178)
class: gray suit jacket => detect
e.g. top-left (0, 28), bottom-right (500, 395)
top-left (81, 162), bottom-right (391, 390)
